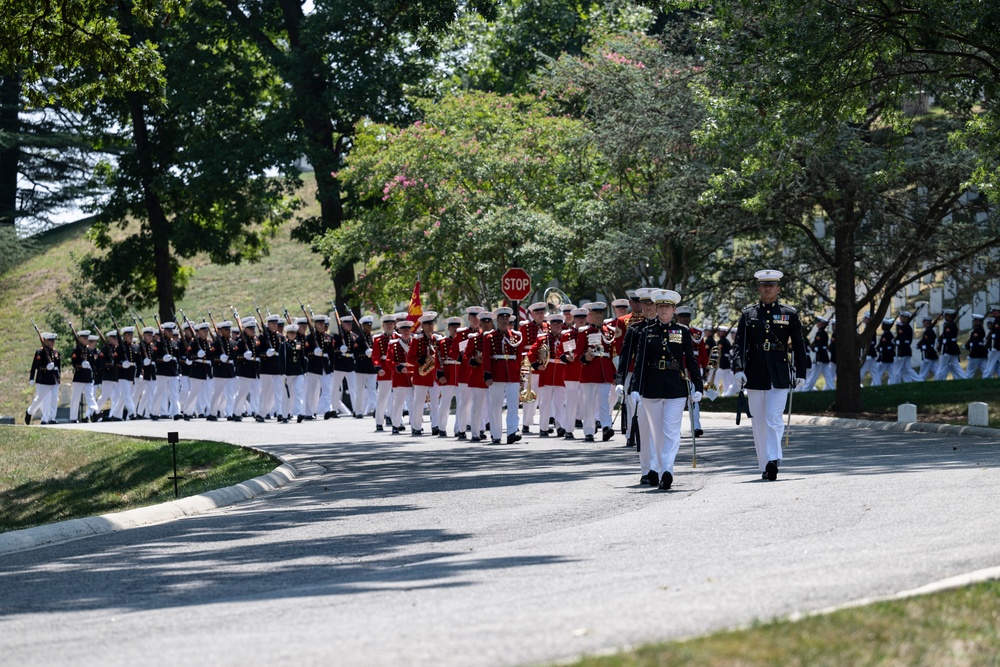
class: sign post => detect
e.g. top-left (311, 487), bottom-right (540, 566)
top-left (501, 268), bottom-right (531, 331)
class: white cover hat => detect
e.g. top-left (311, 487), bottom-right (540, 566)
top-left (340, 315), bottom-right (355, 322)
top-left (972, 313), bottom-right (984, 320)
top-left (584, 301), bottom-right (607, 310)
top-left (76, 329), bottom-right (91, 337)
top-left (571, 307), bottom-right (588, 317)
top-left (380, 314), bottom-right (396, 324)
top-left (218, 320), bottom-right (233, 328)
top-left (559, 303), bottom-right (576, 312)
top-left (675, 306), bottom-right (694, 316)
top-left (445, 317), bottom-right (463, 325)
top-left (284, 323), bottom-right (299, 333)
top-left (478, 311), bottom-right (494, 321)
top-left (142, 326), bottom-right (156, 334)
top-left (611, 298), bottom-right (629, 308)
top-left (266, 314), bottom-right (281, 323)
top-left (194, 322), bottom-right (210, 330)
top-left (754, 269), bottom-right (783, 282)
top-left (418, 311), bottom-right (438, 323)
top-left (546, 313), bottom-right (563, 322)
top-left (359, 315), bottom-right (374, 325)
top-left (528, 302), bottom-right (547, 311)
top-left (313, 314), bottom-right (330, 323)
top-left (653, 290), bottom-right (681, 305)
top-left (120, 326), bottom-right (135, 334)
top-left (466, 306), bottom-right (485, 315)
top-left (396, 319), bottom-right (414, 328)
top-left (161, 322), bottom-right (177, 330)
top-left (106, 330), bottom-right (118, 337)
top-left (42, 332), bottom-right (58, 340)
top-left (495, 307), bottom-right (513, 316)
top-left (635, 288), bottom-right (654, 301)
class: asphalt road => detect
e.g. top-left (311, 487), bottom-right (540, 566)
top-left (1, 413), bottom-right (999, 666)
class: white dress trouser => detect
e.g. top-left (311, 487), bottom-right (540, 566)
top-left (137, 379), bottom-right (156, 416)
top-left (873, 362), bottom-right (892, 385)
top-left (259, 374), bottom-right (285, 417)
top-left (112, 379), bottom-right (136, 419)
top-left (153, 376), bottom-right (179, 417)
top-left (28, 384), bottom-right (59, 422)
top-left (356, 373), bottom-right (377, 415)
top-left (70, 382), bottom-right (98, 421)
top-left (305, 372), bottom-right (324, 416)
top-left (562, 381), bottom-right (582, 433)
top-left (860, 357), bottom-right (881, 385)
top-left (411, 384), bottom-right (432, 430)
top-left (965, 357), bottom-right (987, 378)
top-left (436, 384), bottom-right (456, 434)
top-left (211, 377), bottom-right (235, 417)
top-left (982, 350), bottom-right (1000, 378)
top-left (284, 375), bottom-right (304, 416)
top-left (917, 359), bottom-right (937, 380)
top-left (580, 382), bottom-right (611, 435)
top-left (390, 386), bottom-right (412, 428)
top-left (375, 379), bottom-right (392, 424)
top-left (487, 382), bottom-right (520, 441)
top-left (522, 375), bottom-right (538, 427)
top-left (467, 388), bottom-right (487, 435)
top-left (935, 354), bottom-right (968, 380)
top-left (331, 370), bottom-right (351, 414)
top-left (456, 384), bottom-right (473, 432)
top-left (641, 397), bottom-right (686, 476)
top-left (536, 385), bottom-right (555, 433)
top-left (747, 388), bottom-right (789, 471)
top-left (716, 368), bottom-right (736, 396)
top-left (233, 377), bottom-right (256, 416)
top-left (184, 378), bottom-right (207, 415)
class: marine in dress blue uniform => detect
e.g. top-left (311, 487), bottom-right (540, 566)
top-left (730, 270), bottom-right (808, 481)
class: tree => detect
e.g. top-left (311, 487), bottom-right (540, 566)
top-left (218, 0), bottom-right (498, 313)
top-left (316, 92), bottom-right (603, 308)
top-left (543, 30), bottom-right (756, 299)
top-left (435, 0), bottom-right (653, 95)
top-left (81, 0), bottom-right (301, 320)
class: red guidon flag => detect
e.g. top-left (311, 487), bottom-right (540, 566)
top-left (407, 280), bottom-right (423, 322)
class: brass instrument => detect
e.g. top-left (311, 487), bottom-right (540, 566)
top-left (418, 334), bottom-right (438, 376)
top-left (703, 345), bottom-right (721, 401)
top-left (519, 356), bottom-right (536, 403)
top-left (538, 334), bottom-right (550, 371)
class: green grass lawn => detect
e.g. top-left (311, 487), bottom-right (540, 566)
top-left (700, 378), bottom-right (1000, 429)
top-left (0, 426), bottom-right (278, 532)
top-left (571, 580), bottom-right (1000, 666)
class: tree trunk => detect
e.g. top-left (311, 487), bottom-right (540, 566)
top-left (832, 219), bottom-right (862, 413)
top-left (126, 92), bottom-right (175, 321)
top-left (0, 70), bottom-right (21, 226)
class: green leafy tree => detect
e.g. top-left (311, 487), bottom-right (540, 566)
top-left (218, 0), bottom-right (498, 312)
top-left (316, 92), bottom-right (603, 308)
top-left (82, 0), bottom-right (301, 319)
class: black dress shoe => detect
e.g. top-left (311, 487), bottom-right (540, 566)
top-left (354, 414), bottom-right (364, 419)
top-left (564, 432), bottom-right (575, 440)
top-left (575, 419), bottom-right (583, 429)
top-left (584, 435), bottom-right (595, 442)
top-left (24, 411), bottom-right (31, 425)
top-left (233, 416), bottom-right (242, 422)
top-left (694, 428), bottom-right (703, 437)
top-left (431, 426), bottom-right (440, 436)
top-left (151, 415), bottom-right (160, 421)
top-left (522, 425), bottom-right (530, 434)
top-left (207, 415), bottom-right (218, 422)
top-left (479, 431), bottom-right (486, 440)
top-left (183, 414), bottom-right (192, 421)
top-left (602, 427), bottom-right (614, 441)
top-left (297, 415), bottom-right (305, 423)
top-left (506, 433), bottom-right (519, 444)
top-left (437, 430), bottom-right (448, 438)
top-left (658, 471), bottom-right (673, 490)
top-left (539, 430), bottom-right (549, 438)
top-left (765, 460), bottom-right (779, 481)
top-left (384, 416), bottom-right (392, 426)
top-left (375, 424), bottom-right (384, 432)
top-left (391, 427), bottom-right (400, 434)
top-left (639, 473), bottom-right (651, 485)
top-left (411, 429), bottom-right (423, 436)
top-left (491, 439), bottom-right (501, 444)
top-left (324, 411), bottom-right (339, 419)
top-left (470, 435), bottom-right (481, 442)
top-left (173, 414), bottom-right (182, 420)
top-left (255, 415), bottom-right (265, 423)
top-left (556, 427), bottom-right (565, 437)
top-left (456, 431), bottom-right (467, 440)
top-left (648, 470), bottom-right (659, 487)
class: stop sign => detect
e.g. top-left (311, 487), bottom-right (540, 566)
top-left (501, 267), bottom-right (532, 302)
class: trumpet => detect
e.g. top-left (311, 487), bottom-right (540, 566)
top-left (538, 333), bottom-right (550, 371)
top-left (703, 345), bottom-right (721, 401)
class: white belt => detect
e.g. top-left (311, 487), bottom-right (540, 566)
top-left (444, 360), bottom-right (461, 365)
top-left (491, 355), bottom-right (516, 360)
top-left (591, 352), bottom-right (609, 357)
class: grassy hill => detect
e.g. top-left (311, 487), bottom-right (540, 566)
top-left (0, 173), bottom-right (333, 418)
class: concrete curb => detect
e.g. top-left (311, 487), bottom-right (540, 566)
top-left (0, 450), bottom-right (324, 557)
top-left (704, 412), bottom-right (1000, 440)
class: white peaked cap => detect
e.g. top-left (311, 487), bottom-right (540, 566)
top-left (546, 313), bottom-right (563, 322)
top-left (418, 311), bottom-right (438, 323)
top-left (284, 323), bottom-right (298, 333)
top-left (654, 290), bottom-right (681, 305)
top-left (571, 308), bottom-right (588, 317)
top-left (611, 299), bottom-right (629, 308)
top-left (76, 329), bottom-right (91, 337)
top-left (466, 306), bottom-right (485, 315)
top-left (396, 319), bottom-right (414, 328)
top-left (380, 314), bottom-right (396, 324)
top-left (445, 317), bottom-right (463, 325)
top-left (42, 332), bottom-right (58, 340)
top-left (142, 327), bottom-right (156, 334)
top-left (495, 307), bottom-right (513, 316)
top-left (559, 303), bottom-right (576, 312)
top-left (359, 315), bottom-right (374, 325)
top-left (528, 302), bottom-right (547, 311)
top-left (753, 269), bottom-right (783, 282)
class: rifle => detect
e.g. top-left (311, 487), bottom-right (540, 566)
top-left (207, 309), bottom-right (219, 336)
top-left (30, 319), bottom-right (55, 365)
top-left (231, 305), bottom-right (257, 359)
top-left (331, 299), bottom-right (344, 334)
top-left (66, 319), bottom-right (80, 341)
top-left (90, 319), bottom-right (110, 347)
top-left (298, 299), bottom-right (315, 334)
top-left (282, 305), bottom-right (292, 325)
top-left (253, 299), bottom-right (266, 332)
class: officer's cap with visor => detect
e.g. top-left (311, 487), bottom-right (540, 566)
top-left (675, 305), bottom-right (694, 317)
top-left (396, 319), bottom-right (414, 329)
top-left (653, 290), bottom-right (682, 305)
top-left (754, 269), bottom-right (783, 284)
top-left (635, 288), bottom-right (654, 303)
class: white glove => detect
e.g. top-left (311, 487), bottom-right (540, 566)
top-left (340, 345), bottom-right (348, 354)
top-left (365, 348), bottom-right (373, 357)
top-left (795, 377), bottom-right (806, 389)
top-left (615, 384), bottom-right (624, 396)
top-left (691, 391), bottom-right (702, 403)
top-left (163, 354), bottom-right (173, 362)
top-left (630, 391), bottom-right (641, 407)
top-left (612, 356), bottom-right (620, 370)
top-left (243, 350), bottom-right (253, 360)
top-left (314, 347), bottom-right (323, 357)
top-left (184, 359), bottom-right (193, 366)
top-left (197, 349), bottom-right (206, 358)
top-left (220, 354), bottom-right (229, 363)
top-left (733, 371), bottom-right (747, 387)
top-left (122, 361), bottom-right (131, 369)
top-left (46, 362), bottom-right (55, 371)
top-left (29, 379), bottom-right (35, 386)
top-left (266, 348), bottom-right (276, 357)
top-left (82, 361), bottom-right (91, 369)
top-left (143, 358), bottom-right (151, 366)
